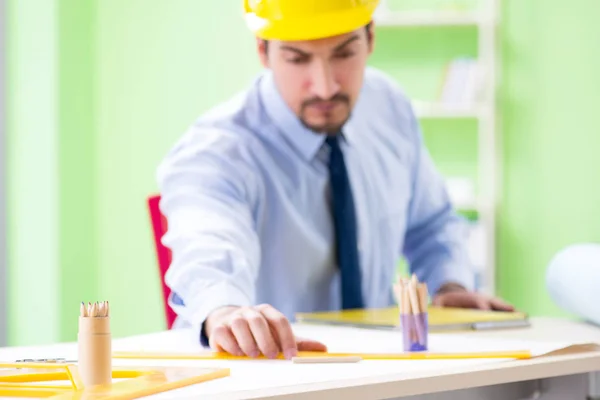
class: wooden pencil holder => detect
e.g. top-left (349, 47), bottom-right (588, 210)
top-left (400, 312), bottom-right (428, 352)
top-left (78, 302), bottom-right (112, 387)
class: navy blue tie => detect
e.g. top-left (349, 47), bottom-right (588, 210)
top-left (326, 135), bottom-right (364, 310)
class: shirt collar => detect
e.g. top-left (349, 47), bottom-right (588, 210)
top-left (259, 70), bottom-right (355, 162)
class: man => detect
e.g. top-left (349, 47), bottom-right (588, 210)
top-left (157, 0), bottom-right (514, 360)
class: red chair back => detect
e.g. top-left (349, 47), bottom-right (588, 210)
top-left (147, 195), bottom-right (177, 329)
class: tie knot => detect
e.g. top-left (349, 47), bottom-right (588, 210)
top-left (325, 134), bottom-right (341, 150)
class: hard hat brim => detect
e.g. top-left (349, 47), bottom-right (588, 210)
top-left (245, 5), bottom-right (378, 42)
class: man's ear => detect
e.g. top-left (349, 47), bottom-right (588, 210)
top-left (256, 38), bottom-right (269, 68)
top-left (366, 21), bottom-right (375, 55)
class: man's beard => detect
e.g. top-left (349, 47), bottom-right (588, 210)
top-left (298, 93), bottom-right (351, 135)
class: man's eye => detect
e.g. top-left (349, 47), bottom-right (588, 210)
top-left (335, 52), bottom-right (354, 59)
top-left (287, 58), bottom-right (309, 64)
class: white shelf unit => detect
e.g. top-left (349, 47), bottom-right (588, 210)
top-left (374, 0), bottom-right (502, 296)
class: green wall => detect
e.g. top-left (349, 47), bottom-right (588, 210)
top-left (8, 0), bottom-right (61, 346)
top-left (7, 0), bottom-right (97, 345)
top-left (6, 0), bottom-right (600, 345)
top-left (94, 0), bottom-right (260, 339)
top-left (497, 0), bottom-right (600, 314)
top-left (57, 0), bottom-right (98, 345)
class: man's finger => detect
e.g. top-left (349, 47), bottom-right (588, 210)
top-left (434, 292), bottom-right (478, 308)
top-left (473, 295), bottom-right (492, 310)
top-left (490, 297), bottom-right (515, 311)
top-left (258, 304), bottom-right (297, 359)
top-left (209, 325), bottom-right (243, 356)
top-left (243, 308), bottom-right (279, 359)
top-left (229, 313), bottom-right (260, 357)
top-left (297, 337), bottom-right (328, 352)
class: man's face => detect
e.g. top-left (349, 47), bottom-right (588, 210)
top-left (258, 26), bottom-right (374, 134)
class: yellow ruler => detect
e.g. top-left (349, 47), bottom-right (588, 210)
top-left (113, 349), bottom-right (532, 361)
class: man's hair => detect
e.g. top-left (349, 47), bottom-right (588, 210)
top-left (264, 22), bottom-right (373, 53)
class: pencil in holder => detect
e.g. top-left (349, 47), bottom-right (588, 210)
top-left (400, 311), bottom-right (428, 352)
top-left (393, 274), bottom-right (429, 352)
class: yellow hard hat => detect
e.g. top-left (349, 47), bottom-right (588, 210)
top-left (243, 0), bottom-right (380, 41)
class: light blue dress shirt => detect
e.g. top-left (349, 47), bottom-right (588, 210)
top-left (156, 67), bottom-right (475, 341)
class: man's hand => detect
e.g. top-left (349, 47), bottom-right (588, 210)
top-left (432, 283), bottom-right (515, 311)
top-left (204, 304), bottom-right (327, 359)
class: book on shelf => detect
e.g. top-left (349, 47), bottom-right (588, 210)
top-left (410, 58), bottom-right (486, 117)
top-left (439, 57), bottom-right (485, 109)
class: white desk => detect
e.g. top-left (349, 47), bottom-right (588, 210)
top-left (1, 317), bottom-right (600, 400)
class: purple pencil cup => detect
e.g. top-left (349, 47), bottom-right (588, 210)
top-left (400, 313), bottom-right (428, 352)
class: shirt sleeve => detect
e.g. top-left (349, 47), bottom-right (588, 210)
top-left (156, 127), bottom-right (261, 346)
top-left (401, 104), bottom-right (476, 296)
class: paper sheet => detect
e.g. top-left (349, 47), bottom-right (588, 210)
top-left (0, 325), bottom-right (588, 400)
top-left (292, 324), bottom-right (572, 356)
top-left (112, 324), bottom-right (573, 357)
top-left (108, 325), bottom-right (580, 399)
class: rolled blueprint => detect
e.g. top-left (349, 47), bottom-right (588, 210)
top-left (547, 243), bottom-right (600, 326)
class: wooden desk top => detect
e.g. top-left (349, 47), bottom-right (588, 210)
top-left (1, 317), bottom-right (599, 399)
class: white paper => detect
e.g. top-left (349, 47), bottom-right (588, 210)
top-left (108, 325), bottom-right (576, 399)
top-left (0, 325), bottom-right (582, 400)
top-left (290, 324), bottom-right (571, 356)
top-left (112, 324), bottom-right (572, 357)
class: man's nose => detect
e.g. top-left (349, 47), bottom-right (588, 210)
top-left (310, 61), bottom-right (340, 100)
